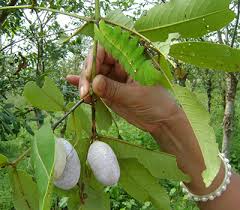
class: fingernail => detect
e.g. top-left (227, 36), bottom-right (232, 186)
top-left (80, 86), bottom-right (85, 97)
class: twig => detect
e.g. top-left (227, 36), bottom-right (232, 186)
top-left (90, 0), bottom-right (101, 141)
top-left (0, 5), bottom-right (93, 22)
top-left (231, 0), bottom-right (240, 48)
top-left (11, 148), bottom-right (31, 167)
top-left (52, 97), bottom-right (87, 131)
top-left (1, 26), bottom-right (81, 52)
top-left (0, 0), bottom-right (18, 26)
top-left (112, 114), bottom-right (123, 139)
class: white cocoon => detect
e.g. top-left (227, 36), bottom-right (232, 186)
top-left (54, 138), bottom-right (67, 179)
top-left (54, 138), bottom-right (81, 190)
top-left (87, 141), bottom-right (120, 186)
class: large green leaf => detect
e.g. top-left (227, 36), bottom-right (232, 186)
top-left (173, 85), bottom-right (220, 187)
top-left (66, 102), bottom-right (91, 136)
top-left (169, 42), bottom-right (240, 72)
top-left (120, 159), bottom-right (170, 210)
top-left (96, 99), bottom-right (112, 131)
top-left (100, 136), bottom-right (189, 182)
top-left (81, 171), bottom-right (110, 210)
top-left (0, 154), bottom-right (8, 167)
top-left (81, 185), bottom-right (110, 210)
top-left (135, 0), bottom-right (235, 41)
top-left (24, 77), bottom-right (65, 112)
top-left (32, 124), bottom-right (55, 210)
top-left (9, 169), bottom-right (39, 210)
top-left (104, 10), bottom-right (134, 29)
top-left (95, 21), bottom-right (169, 87)
top-left (55, 174), bottom-right (110, 210)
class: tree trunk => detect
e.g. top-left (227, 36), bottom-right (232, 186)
top-left (221, 0), bottom-right (240, 156)
top-left (205, 70), bottom-right (213, 113)
top-left (222, 73), bottom-right (238, 156)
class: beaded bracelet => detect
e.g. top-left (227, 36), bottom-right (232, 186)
top-left (180, 153), bottom-right (232, 202)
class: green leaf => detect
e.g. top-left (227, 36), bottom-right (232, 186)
top-left (64, 22), bottom-right (94, 43)
top-left (81, 185), bottom-right (110, 210)
top-left (169, 42), bottom-right (240, 72)
top-left (80, 22), bottom-right (94, 37)
top-left (0, 154), bottom-right (8, 167)
top-left (54, 187), bottom-right (81, 210)
top-left (173, 85), bottom-right (220, 187)
top-left (120, 159), bottom-right (170, 210)
top-left (58, 34), bottom-right (70, 45)
top-left (82, 174), bottom-right (110, 210)
top-left (24, 77), bottom-right (65, 112)
top-left (66, 102), bottom-right (91, 136)
top-left (96, 99), bottom-right (112, 131)
top-left (95, 21), bottom-right (167, 86)
top-left (9, 169), bottom-right (39, 210)
top-left (135, 0), bottom-right (235, 41)
top-left (154, 33), bottom-right (180, 57)
top-left (100, 136), bottom-right (189, 182)
top-left (105, 10), bottom-right (134, 29)
top-left (32, 123), bottom-right (55, 210)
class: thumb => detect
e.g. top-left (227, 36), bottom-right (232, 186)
top-left (92, 75), bottom-right (128, 102)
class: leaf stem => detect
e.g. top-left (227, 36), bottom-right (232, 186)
top-left (0, 5), bottom-right (93, 22)
top-left (52, 96), bottom-right (88, 131)
top-left (111, 113), bottom-right (123, 139)
top-left (10, 148), bottom-right (31, 167)
top-left (90, 0), bottom-right (101, 141)
top-left (151, 54), bottom-right (174, 90)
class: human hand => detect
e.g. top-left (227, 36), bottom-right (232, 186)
top-left (66, 45), bottom-right (225, 197)
top-left (66, 45), bottom-right (179, 134)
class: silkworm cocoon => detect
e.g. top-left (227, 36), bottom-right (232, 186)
top-left (54, 138), bottom-right (81, 190)
top-left (54, 138), bottom-right (67, 179)
top-left (87, 141), bottom-right (120, 186)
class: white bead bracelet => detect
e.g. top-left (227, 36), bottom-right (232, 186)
top-left (180, 153), bottom-right (232, 202)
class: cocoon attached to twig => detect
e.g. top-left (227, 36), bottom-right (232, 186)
top-left (54, 138), bottom-right (81, 190)
top-left (87, 141), bottom-right (120, 186)
top-left (54, 138), bottom-right (67, 179)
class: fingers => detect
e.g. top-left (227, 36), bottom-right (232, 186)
top-left (100, 63), bottom-right (112, 75)
top-left (79, 77), bottom-right (90, 98)
top-left (85, 45), bottom-right (106, 76)
top-left (66, 75), bottom-right (80, 87)
top-left (104, 52), bottom-right (115, 65)
top-left (66, 72), bottom-right (89, 98)
top-left (92, 75), bottom-right (130, 104)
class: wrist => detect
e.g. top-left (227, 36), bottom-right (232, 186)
top-left (151, 108), bottom-right (226, 196)
top-left (150, 108), bottom-right (207, 186)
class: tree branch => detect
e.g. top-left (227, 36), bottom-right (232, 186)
top-left (0, 5), bottom-right (93, 22)
top-left (52, 97), bottom-right (88, 131)
top-left (0, 0), bottom-right (18, 26)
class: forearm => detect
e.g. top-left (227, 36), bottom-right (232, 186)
top-left (198, 173), bottom-right (240, 210)
top-left (151, 108), bottom-right (240, 210)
